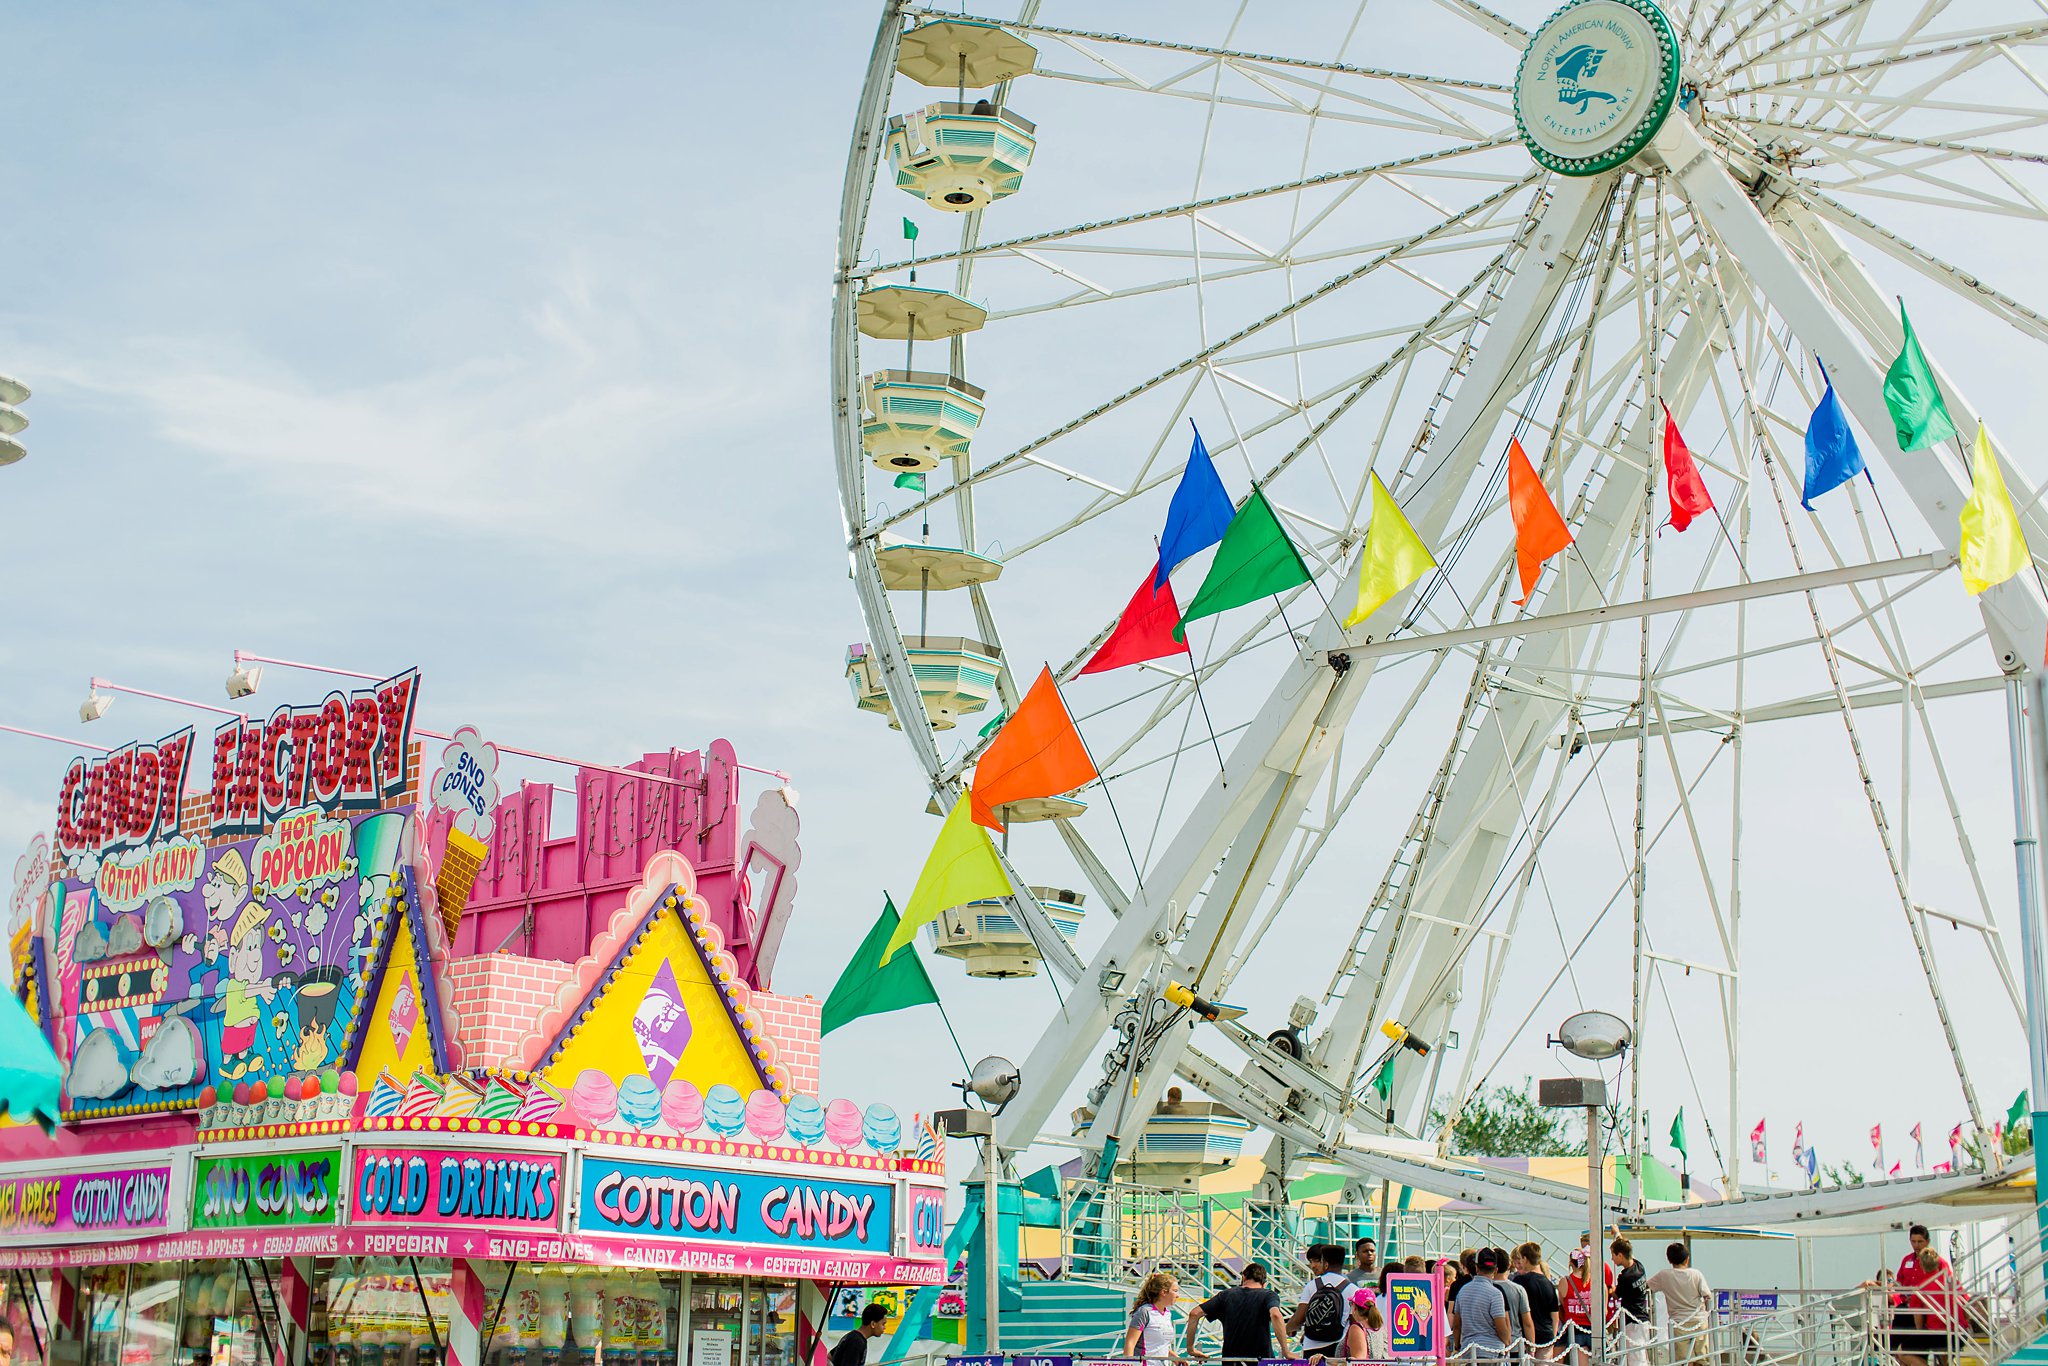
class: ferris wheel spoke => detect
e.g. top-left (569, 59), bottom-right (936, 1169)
top-left (876, 189), bottom-right (1536, 544)
top-left (1029, 64), bottom-right (1502, 138)
top-left (1727, 22), bottom-right (2048, 95)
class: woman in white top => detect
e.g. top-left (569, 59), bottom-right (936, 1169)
top-left (1126, 1271), bottom-right (1180, 1361)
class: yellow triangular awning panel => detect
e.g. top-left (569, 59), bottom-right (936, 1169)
top-left (353, 912), bottom-right (436, 1085)
top-left (539, 905), bottom-right (771, 1106)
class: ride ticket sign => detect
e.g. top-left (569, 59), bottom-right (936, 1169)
top-left (350, 1146), bottom-right (564, 1231)
top-left (1385, 1271), bottom-right (1447, 1361)
top-left (0, 1164), bottom-right (176, 1243)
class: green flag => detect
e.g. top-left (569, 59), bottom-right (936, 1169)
top-left (1174, 488), bottom-right (1312, 639)
top-left (1883, 302), bottom-right (1958, 451)
top-left (2010, 1090), bottom-right (2030, 1129)
top-left (903, 217), bottom-right (920, 242)
top-left (1372, 1056), bottom-right (1396, 1103)
top-left (821, 896), bottom-right (941, 1035)
top-left (893, 471), bottom-right (927, 492)
top-left (1669, 1108), bottom-right (1688, 1160)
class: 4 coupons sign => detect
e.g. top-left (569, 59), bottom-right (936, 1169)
top-left (192, 1149), bottom-right (341, 1230)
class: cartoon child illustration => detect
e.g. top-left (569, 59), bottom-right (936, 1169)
top-left (216, 900), bottom-right (277, 1080)
top-left (184, 850), bottom-right (249, 997)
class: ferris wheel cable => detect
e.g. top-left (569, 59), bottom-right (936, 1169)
top-left (849, 138), bottom-right (1521, 281)
top-left (1728, 24), bottom-right (2048, 96)
top-left (1693, 229), bottom-right (1994, 1137)
top-left (901, 9), bottom-right (1516, 92)
top-left (1711, 0), bottom-right (1876, 71)
top-left (988, 243), bottom-right (1529, 570)
top-left (867, 173), bottom-right (1542, 540)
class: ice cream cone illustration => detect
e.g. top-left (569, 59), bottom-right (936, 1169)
top-left (436, 827), bottom-right (488, 938)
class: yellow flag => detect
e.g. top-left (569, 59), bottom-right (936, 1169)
top-left (883, 795), bottom-right (1011, 963)
top-left (1961, 424), bottom-right (2030, 596)
top-left (1345, 474), bottom-right (1438, 628)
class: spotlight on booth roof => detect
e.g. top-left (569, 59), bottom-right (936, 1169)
top-left (225, 664), bottom-right (262, 699)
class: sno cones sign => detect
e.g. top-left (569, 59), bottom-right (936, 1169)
top-left (1960, 425), bottom-right (2029, 595)
top-left (1346, 475), bottom-right (1437, 627)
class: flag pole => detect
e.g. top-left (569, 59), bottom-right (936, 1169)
top-left (1157, 536), bottom-right (1228, 782)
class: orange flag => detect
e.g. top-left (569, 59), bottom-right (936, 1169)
top-left (1507, 438), bottom-right (1572, 605)
top-left (970, 666), bottom-right (1098, 832)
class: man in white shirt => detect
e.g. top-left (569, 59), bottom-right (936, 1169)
top-left (1286, 1244), bottom-right (1353, 1356)
top-left (1644, 1242), bottom-right (1713, 1366)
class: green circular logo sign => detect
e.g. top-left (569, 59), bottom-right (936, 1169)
top-left (1514, 0), bottom-right (1680, 176)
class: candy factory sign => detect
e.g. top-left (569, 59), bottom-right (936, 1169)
top-left (576, 1156), bottom-right (894, 1253)
top-left (54, 669), bottom-right (422, 854)
top-left (0, 1164), bottom-right (177, 1243)
top-left (192, 1148), bottom-right (341, 1230)
top-left (350, 1146), bottom-right (564, 1231)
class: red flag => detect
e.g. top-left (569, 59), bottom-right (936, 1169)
top-left (970, 666), bottom-right (1098, 833)
top-left (1079, 563), bottom-right (1192, 676)
top-left (1870, 1123), bottom-right (1882, 1149)
top-left (1662, 402), bottom-right (1715, 532)
top-left (1949, 1123), bottom-right (1963, 1152)
top-left (1933, 1160), bottom-right (1953, 1174)
top-left (1507, 438), bottom-right (1573, 605)
top-left (1887, 1161), bottom-right (1901, 1177)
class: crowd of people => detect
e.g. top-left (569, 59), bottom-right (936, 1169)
top-left (1132, 1233), bottom-right (1715, 1364)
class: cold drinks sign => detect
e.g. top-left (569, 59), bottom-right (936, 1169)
top-left (577, 1157), bottom-right (893, 1254)
top-left (351, 1146), bottom-right (564, 1231)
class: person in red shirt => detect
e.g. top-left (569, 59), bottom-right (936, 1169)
top-left (1871, 1224), bottom-right (1951, 1366)
top-left (1557, 1248), bottom-right (1597, 1366)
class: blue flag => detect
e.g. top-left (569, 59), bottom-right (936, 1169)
top-left (1804, 1145), bottom-right (1819, 1189)
top-left (1155, 423), bottom-right (1235, 587)
top-left (1803, 365), bottom-right (1867, 510)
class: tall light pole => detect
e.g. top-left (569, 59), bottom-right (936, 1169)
top-left (1543, 1011), bottom-right (1632, 1366)
top-left (938, 1055), bottom-right (1020, 1356)
top-left (2015, 678), bottom-right (2048, 1250)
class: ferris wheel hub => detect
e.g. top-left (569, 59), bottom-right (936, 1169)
top-left (1514, 0), bottom-right (1682, 177)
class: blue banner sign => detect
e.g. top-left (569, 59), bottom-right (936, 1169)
top-left (577, 1155), bottom-right (894, 1253)
top-left (1010, 1357), bottom-right (1074, 1366)
top-left (1716, 1290), bottom-right (1780, 1319)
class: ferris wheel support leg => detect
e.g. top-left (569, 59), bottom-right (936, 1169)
top-left (993, 173), bottom-right (1622, 1163)
top-left (1312, 308), bottom-right (1724, 1132)
top-left (1646, 115), bottom-right (2048, 668)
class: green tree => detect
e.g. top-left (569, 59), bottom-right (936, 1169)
top-left (1820, 1161), bottom-right (1866, 1188)
top-left (1430, 1080), bottom-right (1588, 1157)
top-left (1959, 1123), bottom-right (2033, 1168)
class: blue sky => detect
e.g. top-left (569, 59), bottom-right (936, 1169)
top-left (1, 1), bottom-right (2036, 1196)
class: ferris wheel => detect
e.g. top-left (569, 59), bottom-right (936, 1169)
top-left (831, 0), bottom-right (2048, 1215)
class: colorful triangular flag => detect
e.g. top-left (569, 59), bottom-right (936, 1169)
top-left (1911, 1122), bottom-right (1924, 1169)
top-left (1883, 302), bottom-right (1958, 452)
top-left (1080, 563), bottom-right (1191, 675)
top-left (1802, 365), bottom-right (1867, 509)
top-left (1961, 424), bottom-right (2030, 595)
top-left (1750, 1118), bottom-right (1766, 1164)
top-left (883, 797), bottom-right (1012, 964)
top-left (1663, 403), bottom-right (1715, 533)
top-left (1156, 424), bottom-right (1235, 587)
top-left (823, 896), bottom-right (942, 1035)
top-left (1176, 487), bottom-right (1312, 639)
top-left (1507, 438), bottom-right (1572, 605)
top-left (970, 667), bottom-right (1098, 832)
top-left (1345, 474), bottom-right (1437, 628)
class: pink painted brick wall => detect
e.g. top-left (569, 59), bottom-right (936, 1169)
top-left (755, 992), bottom-right (821, 1097)
top-left (450, 954), bottom-right (576, 1069)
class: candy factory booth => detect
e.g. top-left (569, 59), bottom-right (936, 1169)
top-left (0, 671), bottom-right (948, 1366)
